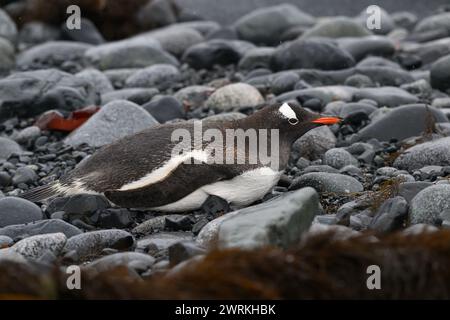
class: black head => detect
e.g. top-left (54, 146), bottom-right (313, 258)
top-left (245, 102), bottom-right (341, 143)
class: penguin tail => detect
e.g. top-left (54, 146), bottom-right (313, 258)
top-left (19, 182), bottom-right (66, 203)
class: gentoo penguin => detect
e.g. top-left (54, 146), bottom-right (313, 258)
top-left (21, 102), bottom-right (340, 212)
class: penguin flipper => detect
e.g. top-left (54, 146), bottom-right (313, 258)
top-left (104, 162), bottom-right (235, 209)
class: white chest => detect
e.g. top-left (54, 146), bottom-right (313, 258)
top-left (152, 167), bottom-right (282, 212)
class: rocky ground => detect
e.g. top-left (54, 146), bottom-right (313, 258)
top-left (1, 2), bottom-right (450, 298)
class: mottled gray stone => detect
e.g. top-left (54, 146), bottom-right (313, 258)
top-left (290, 172), bottom-right (364, 194)
top-left (12, 233), bottom-right (67, 260)
top-left (64, 100), bottom-right (159, 147)
top-left (218, 187), bottom-right (320, 249)
top-left (410, 184), bottom-right (450, 225)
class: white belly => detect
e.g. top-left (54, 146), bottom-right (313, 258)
top-left (151, 167), bottom-right (282, 212)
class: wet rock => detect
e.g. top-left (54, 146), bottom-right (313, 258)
top-left (272, 38), bottom-right (355, 71)
top-left (0, 219), bottom-right (82, 240)
top-left (410, 184), bottom-right (450, 225)
top-left (65, 100), bottom-right (159, 147)
top-left (12, 233), bottom-right (66, 260)
top-left (218, 187), bottom-right (320, 249)
top-left (290, 173), bottom-right (364, 194)
top-left (0, 197), bottom-right (43, 227)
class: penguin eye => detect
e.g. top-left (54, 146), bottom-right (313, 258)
top-left (288, 118), bottom-right (299, 125)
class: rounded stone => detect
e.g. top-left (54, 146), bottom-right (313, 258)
top-left (410, 185), bottom-right (450, 225)
top-left (324, 148), bottom-right (359, 169)
top-left (0, 197), bottom-right (43, 228)
top-left (205, 83), bottom-right (264, 111)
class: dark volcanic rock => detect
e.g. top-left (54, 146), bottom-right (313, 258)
top-left (351, 105), bottom-right (448, 142)
top-left (0, 69), bottom-right (98, 121)
top-left (271, 38), bottom-right (355, 71)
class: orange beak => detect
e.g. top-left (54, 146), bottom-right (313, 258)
top-left (311, 116), bottom-right (341, 125)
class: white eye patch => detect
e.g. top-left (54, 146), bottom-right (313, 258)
top-left (279, 103), bottom-right (298, 122)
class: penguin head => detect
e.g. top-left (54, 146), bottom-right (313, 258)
top-left (260, 102), bottom-right (341, 141)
